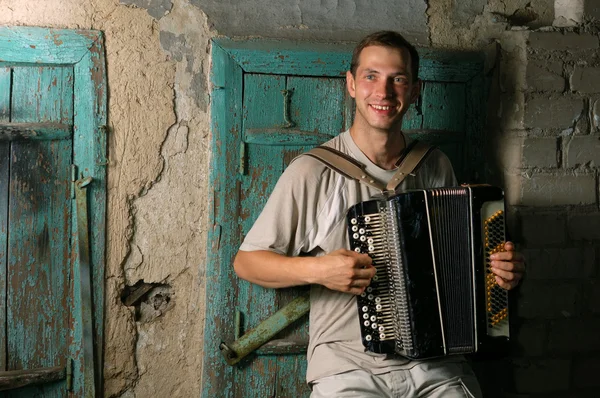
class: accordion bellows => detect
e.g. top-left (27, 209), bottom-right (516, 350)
top-left (347, 185), bottom-right (509, 360)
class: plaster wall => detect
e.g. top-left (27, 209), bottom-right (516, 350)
top-left (1, 0), bottom-right (598, 397)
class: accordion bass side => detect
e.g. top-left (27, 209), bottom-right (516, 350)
top-left (347, 185), bottom-right (509, 360)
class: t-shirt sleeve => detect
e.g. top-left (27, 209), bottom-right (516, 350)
top-left (239, 156), bottom-right (336, 257)
top-left (422, 148), bottom-right (458, 188)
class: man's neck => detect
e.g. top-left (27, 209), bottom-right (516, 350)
top-left (349, 124), bottom-right (407, 170)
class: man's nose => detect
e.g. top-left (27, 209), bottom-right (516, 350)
top-left (374, 79), bottom-right (394, 98)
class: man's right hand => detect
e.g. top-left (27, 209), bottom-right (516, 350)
top-left (311, 249), bottom-right (375, 295)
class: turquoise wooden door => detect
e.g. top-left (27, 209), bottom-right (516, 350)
top-left (0, 27), bottom-right (107, 397)
top-left (203, 39), bottom-right (487, 398)
top-left (1, 65), bottom-right (74, 398)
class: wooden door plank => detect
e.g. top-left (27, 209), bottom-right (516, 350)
top-left (7, 66), bottom-right (73, 398)
top-left (421, 81), bottom-right (466, 132)
top-left (0, 27), bottom-right (98, 65)
top-left (71, 46), bottom-right (108, 395)
top-left (287, 76), bottom-right (345, 136)
top-left (239, 76), bottom-right (284, 377)
top-left (216, 38), bottom-right (484, 82)
top-left (0, 66), bottom-right (10, 372)
top-left (243, 74), bottom-right (286, 131)
top-left (201, 43), bottom-right (242, 398)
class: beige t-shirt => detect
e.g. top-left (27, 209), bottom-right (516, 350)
top-left (240, 130), bottom-right (458, 383)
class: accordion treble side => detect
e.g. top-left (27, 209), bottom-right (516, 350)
top-left (347, 185), bottom-right (509, 360)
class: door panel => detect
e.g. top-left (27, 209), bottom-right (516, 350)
top-left (237, 74), bottom-right (347, 396)
top-left (2, 66), bottom-right (73, 397)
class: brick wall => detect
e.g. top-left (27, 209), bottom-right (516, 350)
top-left (477, 28), bottom-right (600, 398)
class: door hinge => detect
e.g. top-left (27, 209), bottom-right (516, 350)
top-left (66, 358), bottom-right (73, 391)
top-left (239, 142), bottom-right (246, 175)
top-left (70, 165), bottom-right (77, 199)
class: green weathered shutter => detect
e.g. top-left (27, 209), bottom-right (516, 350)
top-left (0, 27), bottom-right (107, 397)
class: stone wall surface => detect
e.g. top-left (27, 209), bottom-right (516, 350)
top-left (1, 0), bottom-right (599, 397)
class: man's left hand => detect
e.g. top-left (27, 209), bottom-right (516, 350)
top-left (489, 241), bottom-right (525, 290)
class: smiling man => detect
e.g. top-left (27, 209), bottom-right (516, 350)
top-left (234, 31), bottom-right (525, 397)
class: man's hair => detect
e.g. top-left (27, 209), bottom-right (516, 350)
top-left (350, 31), bottom-right (420, 81)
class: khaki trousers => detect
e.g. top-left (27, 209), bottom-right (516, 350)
top-left (310, 361), bottom-right (482, 398)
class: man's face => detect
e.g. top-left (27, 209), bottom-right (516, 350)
top-left (347, 45), bottom-right (420, 133)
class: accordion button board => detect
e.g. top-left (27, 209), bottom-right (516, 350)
top-left (347, 185), bottom-right (510, 360)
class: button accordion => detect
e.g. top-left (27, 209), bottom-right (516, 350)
top-left (347, 185), bottom-right (509, 360)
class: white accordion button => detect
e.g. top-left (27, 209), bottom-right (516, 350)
top-left (351, 218), bottom-right (358, 225)
top-left (360, 292), bottom-right (366, 298)
top-left (353, 233), bottom-right (359, 239)
top-left (364, 320), bottom-right (370, 327)
top-left (367, 238), bottom-right (374, 244)
top-left (367, 294), bottom-right (374, 300)
top-left (364, 216), bottom-right (371, 222)
top-left (376, 304), bottom-right (382, 311)
top-left (363, 313), bottom-right (369, 319)
top-left (354, 247), bottom-right (361, 253)
top-left (365, 335), bottom-right (372, 341)
top-left (362, 306), bottom-right (369, 312)
top-left (352, 225), bottom-right (358, 232)
top-left (367, 287), bottom-right (373, 292)
top-left (359, 228), bottom-right (365, 234)
top-left (379, 333), bottom-right (386, 339)
top-left (379, 326), bottom-right (385, 332)
top-left (368, 246), bottom-right (375, 252)
top-left (371, 323), bottom-right (378, 329)
top-left (375, 297), bottom-right (381, 303)
top-left (370, 315), bottom-right (377, 322)
top-left (360, 236), bottom-right (367, 242)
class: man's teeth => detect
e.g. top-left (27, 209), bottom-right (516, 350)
top-left (372, 105), bottom-right (391, 110)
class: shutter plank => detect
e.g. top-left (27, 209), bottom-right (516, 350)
top-left (0, 66), bottom-right (10, 372)
top-left (7, 66), bottom-right (73, 398)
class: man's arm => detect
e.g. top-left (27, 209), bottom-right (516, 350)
top-left (234, 249), bottom-right (376, 295)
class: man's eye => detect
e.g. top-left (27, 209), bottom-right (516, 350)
top-left (394, 77), bottom-right (407, 83)
top-left (365, 75), bottom-right (374, 80)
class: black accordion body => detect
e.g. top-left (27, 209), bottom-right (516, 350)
top-left (347, 185), bottom-right (509, 360)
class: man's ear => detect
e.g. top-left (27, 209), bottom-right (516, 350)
top-left (410, 79), bottom-right (422, 103)
top-left (346, 70), bottom-right (356, 98)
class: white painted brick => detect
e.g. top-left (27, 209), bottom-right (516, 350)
top-left (522, 137), bottom-right (557, 168)
top-left (554, 0), bottom-right (584, 27)
top-left (524, 95), bottom-right (584, 129)
top-left (593, 99), bottom-right (600, 130)
top-left (517, 280), bottom-right (583, 319)
top-left (571, 67), bottom-right (600, 93)
top-left (547, 318), bottom-right (600, 352)
top-left (526, 61), bottom-right (565, 92)
top-left (520, 173), bottom-right (596, 206)
top-left (520, 213), bottom-right (567, 245)
top-left (521, 247), bottom-right (595, 279)
top-left (528, 32), bottom-right (598, 51)
top-left (566, 135), bottom-right (600, 167)
top-left (568, 214), bottom-right (600, 240)
top-left (511, 358), bottom-right (571, 393)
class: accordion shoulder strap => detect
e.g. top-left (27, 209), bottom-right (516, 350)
top-left (303, 146), bottom-right (386, 191)
top-left (304, 140), bottom-right (434, 193)
top-left (386, 141), bottom-right (435, 191)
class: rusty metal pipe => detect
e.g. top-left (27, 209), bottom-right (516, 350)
top-left (219, 294), bottom-right (310, 366)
